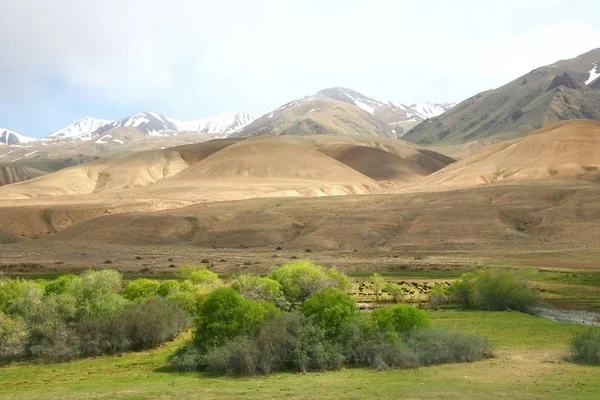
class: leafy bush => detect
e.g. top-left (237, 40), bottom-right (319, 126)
top-left (76, 297), bottom-right (191, 357)
top-left (270, 260), bottom-right (349, 302)
top-left (68, 270), bottom-right (126, 319)
top-left (123, 279), bottom-right (160, 301)
top-left (428, 284), bottom-right (448, 310)
top-left (571, 328), bottom-right (600, 364)
top-left (176, 265), bottom-right (222, 290)
top-left (199, 312), bottom-right (344, 375)
top-left (447, 274), bottom-right (473, 309)
top-left (0, 272), bottom-right (192, 363)
top-left (168, 341), bottom-right (204, 372)
top-left (383, 282), bottom-right (403, 303)
top-left (341, 316), bottom-right (418, 370)
top-left (448, 271), bottom-right (537, 312)
top-left (301, 289), bottom-right (357, 339)
top-left (202, 336), bottom-right (260, 375)
top-left (231, 274), bottom-right (288, 308)
top-left (471, 271), bottom-right (537, 311)
top-left (44, 274), bottom-right (76, 296)
top-left (0, 312), bottom-right (28, 360)
top-left (404, 327), bottom-right (494, 365)
top-left (194, 287), bottom-right (279, 351)
top-left (371, 305), bottom-right (430, 334)
top-left (157, 280), bottom-right (181, 297)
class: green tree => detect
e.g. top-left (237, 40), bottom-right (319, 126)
top-left (123, 279), bottom-right (160, 301)
top-left (371, 305), bottom-right (430, 334)
top-left (384, 282), bottom-right (403, 303)
top-left (370, 273), bottom-right (386, 303)
top-left (194, 287), bottom-right (278, 351)
top-left (302, 288), bottom-right (357, 339)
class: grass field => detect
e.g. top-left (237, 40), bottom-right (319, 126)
top-left (1, 311), bottom-right (599, 400)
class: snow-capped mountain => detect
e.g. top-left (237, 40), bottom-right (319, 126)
top-left (47, 117), bottom-right (113, 140)
top-left (0, 129), bottom-right (37, 145)
top-left (171, 110), bottom-right (260, 135)
top-left (410, 102), bottom-right (456, 119)
top-left (92, 112), bottom-right (179, 137)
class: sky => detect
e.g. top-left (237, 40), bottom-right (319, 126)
top-left (1, 0), bottom-right (599, 137)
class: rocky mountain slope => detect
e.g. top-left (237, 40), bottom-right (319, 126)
top-left (0, 163), bottom-right (46, 186)
top-left (232, 88), bottom-right (454, 139)
top-left (404, 48), bottom-right (600, 146)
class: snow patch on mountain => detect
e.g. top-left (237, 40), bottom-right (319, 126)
top-left (585, 62), bottom-right (600, 85)
top-left (171, 110), bottom-right (259, 135)
top-left (48, 117), bottom-right (113, 140)
top-left (410, 102), bottom-right (456, 119)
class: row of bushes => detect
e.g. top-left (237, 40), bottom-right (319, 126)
top-left (169, 278), bottom-right (495, 375)
top-left (0, 270), bottom-right (193, 363)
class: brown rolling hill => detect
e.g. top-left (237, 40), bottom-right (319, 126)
top-left (0, 164), bottom-right (46, 186)
top-left (0, 140), bottom-right (237, 200)
top-left (404, 48), bottom-right (600, 145)
top-left (0, 135), bottom-right (453, 203)
top-left (417, 120), bottom-right (600, 188)
top-left (44, 182), bottom-right (600, 254)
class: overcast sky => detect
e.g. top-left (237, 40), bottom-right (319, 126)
top-left (1, 0), bottom-right (599, 137)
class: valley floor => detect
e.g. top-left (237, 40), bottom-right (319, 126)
top-left (1, 311), bottom-right (599, 399)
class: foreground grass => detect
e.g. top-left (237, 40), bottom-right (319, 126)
top-left (1, 311), bottom-right (599, 399)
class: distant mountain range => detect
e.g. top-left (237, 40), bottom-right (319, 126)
top-left (404, 48), bottom-right (600, 145)
top-left (232, 87), bottom-right (455, 139)
top-left (1, 111), bottom-right (260, 146)
top-left (1, 90), bottom-right (454, 146)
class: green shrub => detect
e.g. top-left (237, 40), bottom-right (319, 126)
top-left (371, 305), bottom-right (430, 334)
top-left (571, 328), bottom-right (600, 364)
top-left (341, 316), bottom-right (418, 370)
top-left (0, 312), bottom-right (28, 361)
top-left (370, 273), bottom-right (386, 303)
top-left (157, 280), bottom-right (180, 297)
top-left (199, 312), bottom-right (345, 375)
top-left (202, 336), bottom-right (260, 375)
top-left (326, 269), bottom-right (351, 292)
top-left (302, 289), bottom-right (357, 339)
top-left (270, 260), bottom-right (349, 302)
top-left (471, 271), bottom-right (537, 311)
top-left (168, 291), bottom-right (199, 314)
top-left (383, 282), bottom-right (403, 303)
top-left (404, 327), bottom-right (494, 365)
top-left (447, 274), bottom-right (473, 309)
top-left (123, 279), bottom-right (160, 301)
top-left (231, 275), bottom-right (288, 308)
top-left (76, 297), bottom-right (191, 356)
top-left (194, 287), bottom-right (278, 351)
top-left (428, 284), bottom-right (448, 310)
top-left (448, 271), bottom-right (537, 312)
top-left (68, 270), bottom-right (127, 319)
top-left (168, 341), bottom-right (204, 372)
top-left (44, 275), bottom-right (76, 296)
